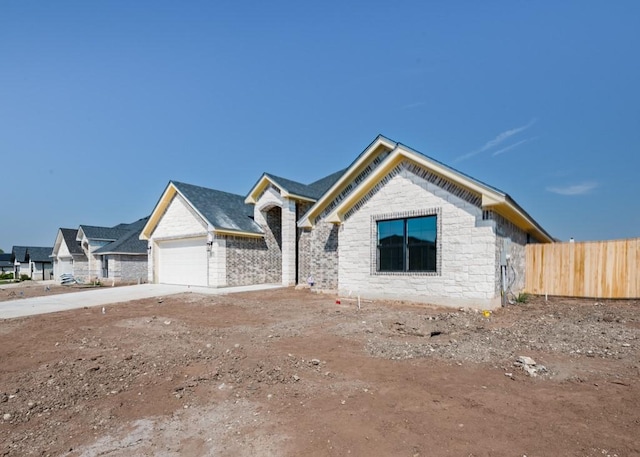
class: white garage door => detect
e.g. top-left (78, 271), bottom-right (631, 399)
top-left (157, 237), bottom-right (208, 286)
top-left (55, 259), bottom-right (73, 280)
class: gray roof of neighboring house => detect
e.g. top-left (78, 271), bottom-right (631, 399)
top-left (11, 246), bottom-right (53, 263)
top-left (11, 246), bottom-right (27, 263)
top-left (60, 228), bottom-right (84, 255)
top-left (94, 217), bottom-right (150, 255)
top-left (172, 181), bottom-right (263, 234)
top-left (26, 247), bottom-right (53, 263)
top-left (79, 225), bottom-right (131, 242)
top-left (0, 253), bottom-right (12, 268)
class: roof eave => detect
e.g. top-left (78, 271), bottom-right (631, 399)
top-left (213, 228), bottom-right (264, 238)
top-left (298, 135), bottom-right (398, 227)
top-left (323, 147), bottom-right (504, 223)
top-left (141, 182), bottom-right (212, 240)
top-left (491, 196), bottom-right (554, 243)
top-left (140, 182), bottom-right (178, 240)
top-left (245, 174), bottom-right (272, 204)
top-left (94, 251), bottom-right (147, 256)
top-left (320, 145), bottom-right (553, 243)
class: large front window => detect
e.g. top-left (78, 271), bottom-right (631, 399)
top-left (377, 215), bottom-right (437, 272)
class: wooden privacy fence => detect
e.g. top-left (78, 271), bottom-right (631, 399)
top-left (525, 238), bottom-right (640, 299)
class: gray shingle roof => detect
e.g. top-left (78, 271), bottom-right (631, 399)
top-left (11, 246), bottom-right (27, 263)
top-left (26, 247), bottom-right (53, 263)
top-left (11, 246), bottom-right (53, 263)
top-left (0, 253), bottom-right (12, 268)
top-left (60, 228), bottom-right (84, 255)
top-left (259, 169), bottom-right (346, 201)
top-left (79, 225), bottom-right (131, 241)
top-left (172, 181), bottom-right (263, 234)
top-left (94, 217), bottom-right (150, 255)
top-left (307, 169), bottom-right (346, 197)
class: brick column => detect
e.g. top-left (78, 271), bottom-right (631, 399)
top-left (281, 198), bottom-right (297, 286)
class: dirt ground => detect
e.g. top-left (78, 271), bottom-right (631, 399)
top-left (0, 282), bottom-right (130, 303)
top-left (0, 289), bottom-right (638, 457)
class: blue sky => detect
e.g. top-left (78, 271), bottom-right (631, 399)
top-left (1, 1), bottom-right (639, 249)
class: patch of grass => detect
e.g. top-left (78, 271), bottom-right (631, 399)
top-left (515, 292), bottom-right (530, 304)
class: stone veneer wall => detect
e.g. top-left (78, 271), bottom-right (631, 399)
top-left (73, 259), bottom-right (89, 281)
top-left (337, 165), bottom-right (500, 309)
top-left (87, 241), bottom-right (109, 280)
top-left (147, 193), bottom-right (209, 284)
top-left (489, 211), bottom-right (530, 296)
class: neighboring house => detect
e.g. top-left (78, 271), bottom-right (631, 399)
top-left (92, 222), bottom-right (149, 282)
top-left (51, 228), bottom-right (88, 280)
top-left (141, 135), bottom-right (553, 309)
top-left (0, 253), bottom-right (13, 274)
top-left (11, 246), bottom-right (54, 280)
top-left (51, 218), bottom-right (149, 283)
top-left (76, 217), bottom-right (149, 283)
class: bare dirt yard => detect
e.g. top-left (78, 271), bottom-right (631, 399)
top-left (0, 282), bottom-right (129, 303)
top-left (1, 288), bottom-right (638, 457)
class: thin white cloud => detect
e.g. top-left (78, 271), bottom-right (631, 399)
top-left (491, 137), bottom-right (538, 157)
top-left (455, 118), bottom-right (537, 162)
top-left (399, 101), bottom-right (425, 110)
top-left (546, 181), bottom-right (598, 196)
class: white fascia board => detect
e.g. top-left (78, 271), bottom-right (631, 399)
top-left (244, 175), bottom-right (271, 204)
top-left (140, 182), bottom-right (178, 240)
top-left (298, 136), bottom-right (398, 228)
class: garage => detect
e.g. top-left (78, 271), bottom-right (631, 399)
top-left (54, 258), bottom-right (73, 280)
top-left (156, 237), bottom-right (208, 286)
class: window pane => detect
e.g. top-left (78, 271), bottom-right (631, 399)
top-left (379, 246), bottom-right (404, 271)
top-left (408, 244), bottom-right (437, 271)
top-left (378, 219), bottom-right (404, 271)
top-left (378, 220), bottom-right (404, 246)
top-left (407, 216), bottom-right (437, 272)
top-left (407, 216), bottom-right (436, 245)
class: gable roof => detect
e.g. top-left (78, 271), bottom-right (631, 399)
top-left (77, 225), bottom-right (131, 242)
top-left (60, 228), bottom-right (84, 255)
top-left (11, 246), bottom-right (27, 263)
top-left (140, 181), bottom-right (263, 240)
top-left (26, 247), bottom-right (53, 263)
top-left (245, 169), bottom-right (345, 205)
top-left (11, 246), bottom-right (53, 263)
top-left (93, 223), bottom-right (149, 255)
top-left (78, 217), bottom-right (149, 245)
top-left (298, 135), bottom-right (553, 243)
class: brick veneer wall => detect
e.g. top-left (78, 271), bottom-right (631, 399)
top-left (298, 221), bottom-right (339, 290)
top-left (110, 255), bottom-right (148, 282)
top-left (225, 235), bottom-right (280, 286)
top-left (225, 206), bottom-right (282, 286)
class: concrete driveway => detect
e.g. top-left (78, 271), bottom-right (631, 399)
top-left (0, 283), bottom-right (283, 319)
